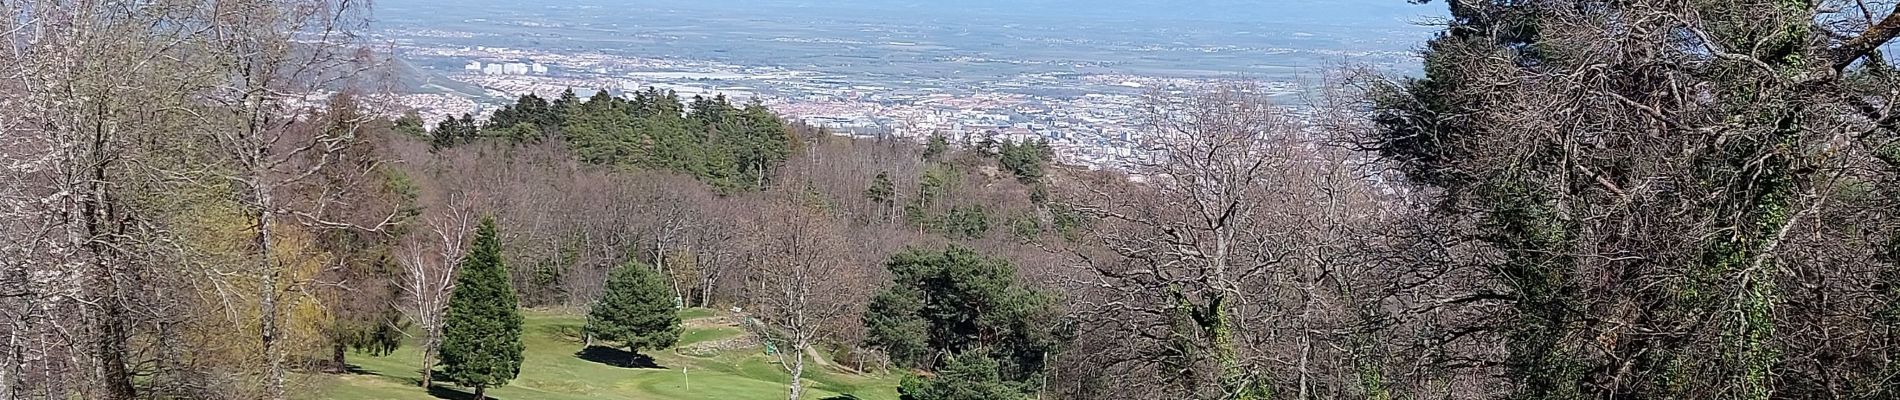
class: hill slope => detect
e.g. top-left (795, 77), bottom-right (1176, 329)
top-left (308, 309), bottom-right (899, 400)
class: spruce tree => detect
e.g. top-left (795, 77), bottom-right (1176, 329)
top-left (997, 139), bottom-right (1047, 183)
top-left (584, 260), bottom-right (681, 362)
top-left (437, 217), bottom-right (523, 400)
top-left (552, 88), bottom-right (580, 116)
top-left (431, 114), bottom-right (459, 150)
top-left (867, 171), bottom-right (896, 203)
top-left (866, 171), bottom-right (897, 221)
top-left (923, 132), bottom-right (949, 161)
top-left (455, 113), bottom-right (480, 144)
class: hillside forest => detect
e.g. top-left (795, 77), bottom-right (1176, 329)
top-left (5, 0), bottom-right (1900, 400)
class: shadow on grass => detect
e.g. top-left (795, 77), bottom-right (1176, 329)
top-left (426, 385), bottom-right (496, 400)
top-left (575, 345), bottom-right (664, 369)
top-left (339, 364), bottom-right (377, 376)
top-left (297, 354), bottom-right (378, 376)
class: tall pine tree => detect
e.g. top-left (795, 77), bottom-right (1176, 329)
top-left (866, 171), bottom-right (897, 222)
top-left (437, 217), bottom-right (523, 400)
top-left (923, 132), bottom-right (949, 162)
top-left (584, 260), bottom-right (681, 362)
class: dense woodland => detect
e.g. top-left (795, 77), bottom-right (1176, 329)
top-left (4, 0), bottom-right (1900, 399)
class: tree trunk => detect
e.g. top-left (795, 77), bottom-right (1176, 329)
top-left (257, 191), bottom-right (286, 400)
top-left (474, 385), bottom-right (486, 400)
top-left (332, 341), bottom-right (348, 373)
top-left (655, 242), bottom-right (685, 307)
top-left (89, 248), bottom-right (137, 400)
top-left (787, 346), bottom-right (806, 400)
top-left (420, 338), bottom-right (437, 388)
top-left (82, 126), bottom-right (136, 400)
top-left (1297, 332), bottom-right (1310, 400)
top-left (95, 305), bottom-right (137, 400)
top-left (699, 275), bottom-right (717, 308)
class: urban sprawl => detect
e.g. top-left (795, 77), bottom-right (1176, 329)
top-left (391, 43), bottom-right (1304, 170)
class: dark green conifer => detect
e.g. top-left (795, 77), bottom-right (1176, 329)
top-left (584, 260), bottom-right (681, 361)
top-left (923, 132), bottom-right (949, 161)
top-left (437, 217), bottom-right (523, 400)
top-left (864, 246), bottom-right (1063, 397)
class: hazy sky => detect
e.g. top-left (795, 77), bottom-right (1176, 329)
top-left (648, 0), bottom-right (1449, 26)
top-left (843, 0), bottom-right (1445, 23)
top-left (376, 0), bottom-right (1447, 75)
top-left (380, 0), bottom-right (1450, 29)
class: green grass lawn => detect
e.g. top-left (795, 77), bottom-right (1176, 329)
top-left (305, 308), bottom-right (898, 400)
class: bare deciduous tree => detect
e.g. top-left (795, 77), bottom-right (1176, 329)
top-left (1360, 0), bottom-right (1900, 397)
top-left (1064, 84), bottom-right (1301, 398)
top-left (745, 196), bottom-right (864, 400)
top-left (397, 193), bottom-right (478, 389)
top-left (1051, 83), bottom-right (1418, 399)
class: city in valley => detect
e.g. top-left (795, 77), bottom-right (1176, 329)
top-left (374, 0), bottom-right (1435, 170)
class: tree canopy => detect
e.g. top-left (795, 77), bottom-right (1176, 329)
top-left (584, 260), bottom-right (682, 358)
top-left (864, 246), bottom-right (1065, 395)
top-left (898, 350), bottom-right (1028, 400)
top-left (432, 88), bottom-right (796, 191)
top-left (996, 139), bottom-right (1052, 183)
top-left (437, 217), bottom-right (524, 398)
top-left (1366, 0), bottom-right (1900, 398)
